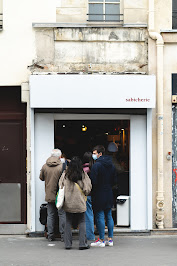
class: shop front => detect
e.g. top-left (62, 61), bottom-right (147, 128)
top-left (29, 74), bottom-right (155, 233)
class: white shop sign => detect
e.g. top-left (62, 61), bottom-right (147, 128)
top-left (30, 74), bottom-right (156, 109)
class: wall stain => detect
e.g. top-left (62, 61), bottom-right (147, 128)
top-left (109, 32), bottom-right (119, 40)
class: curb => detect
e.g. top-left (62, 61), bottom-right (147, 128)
top-left (26, 229), bottom-right (177, 238)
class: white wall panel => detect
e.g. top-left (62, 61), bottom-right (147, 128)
top-left (34, 114), bottom-right (54, 231)
top-left (130, 115), bottom-right (147, 230)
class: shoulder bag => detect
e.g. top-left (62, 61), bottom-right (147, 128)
top-left (55, 186), bottom-right (65, 210)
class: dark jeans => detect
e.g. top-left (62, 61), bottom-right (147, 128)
top-left (47, 202), bottom-right (66, 240)
top-left (65, 212), bottom-right (88, 248)
top-left (95, 208), bottom-right (114, 240)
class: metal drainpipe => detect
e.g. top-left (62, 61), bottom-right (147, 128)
top-left (148, 0), bottom-right (165, 229)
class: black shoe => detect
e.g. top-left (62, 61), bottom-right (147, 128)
top-left (79, 245), bottom-right (90, 250)
top-left (65, 247), bottom-right (71, 250)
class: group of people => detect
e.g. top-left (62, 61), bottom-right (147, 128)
top-left (39, 144), bottom-right (117, 250)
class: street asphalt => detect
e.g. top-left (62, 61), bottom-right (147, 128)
top-left (0, 235), bottom-right (177, 266)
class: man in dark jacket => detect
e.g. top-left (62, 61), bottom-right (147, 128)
top-left (90, 145), bottom-right (116, 248)
top-left (40, 149), bottom-right (65, 241)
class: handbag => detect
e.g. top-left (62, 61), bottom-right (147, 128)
top-left (55, 186), bottom-right (65, 210)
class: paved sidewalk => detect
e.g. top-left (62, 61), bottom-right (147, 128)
top-left (0, 235), bottom-right (177, 266)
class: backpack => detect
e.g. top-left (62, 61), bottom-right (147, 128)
top-left (39, 203), bottom-right (48, 225)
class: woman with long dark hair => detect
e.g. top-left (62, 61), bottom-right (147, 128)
top-left (83, 152), bottom-right (95, 241)
top-left (59, 156), bottom-right (92, 250)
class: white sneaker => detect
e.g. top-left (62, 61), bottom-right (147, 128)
top-left (90, 240), bottom-right (105, 247)
top-left (105, 240), bottom-right (113, 247)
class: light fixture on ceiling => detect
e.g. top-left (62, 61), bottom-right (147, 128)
top-left (82, 125), bottom-right (87, 132)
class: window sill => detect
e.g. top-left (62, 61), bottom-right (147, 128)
top-left (33, 22), bottom-right (122, 28)
top-left (32, 22), bottom-right (147, 28)
top-left (160, 29), bottom-right (177, 33)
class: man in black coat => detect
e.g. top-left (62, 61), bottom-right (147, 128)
top-left (90, 145), bottom-right (117, 248)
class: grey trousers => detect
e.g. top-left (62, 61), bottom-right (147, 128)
top-left (65, 212), bottom-right (88, 248)
top-left (58, 208), bottom-right (66, 239)
top-left (47, 202), bottom-right (66, 240)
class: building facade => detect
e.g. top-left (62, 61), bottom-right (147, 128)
top-left (0, 0), bottom-right (176, 234)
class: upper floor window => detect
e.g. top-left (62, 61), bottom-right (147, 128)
top-left (88, 0), bottom-right (122, 22)
top-left (173, 0), bottom-right (177, 29)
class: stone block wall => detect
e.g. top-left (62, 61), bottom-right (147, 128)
top-left (34, 27), bottom-right (148, 73)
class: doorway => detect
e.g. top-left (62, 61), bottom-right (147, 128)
top-left (0, 87), bottom-right (26, 224)
top-left (54, 119), bottom-right (130, 225)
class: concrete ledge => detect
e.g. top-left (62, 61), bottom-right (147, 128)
top-left (31, 72), bottom-right (147, 75)
top-left (26, 231), bottom-right (46, 238)
top-left (151, 229), bottom-right (177, 235)
top-left (0, 224), bottom-right (27, 235)
top-left (113, 229), bottom-right (150, 236)
top-left (26, 229), bottom-right (177, 237)
top-left (32, 23), bottom-right (147, 28)
top-left (123, 24), bottom-right (147, 28)
top-left (32, 22), bottom-right (123, 28)
top-left (27, 229), bottom-right (151, 237)
top-left (160, 30), bottom-right (177, 33)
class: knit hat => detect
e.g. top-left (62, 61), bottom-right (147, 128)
top-left (107, 142), bottom-right (118, 153)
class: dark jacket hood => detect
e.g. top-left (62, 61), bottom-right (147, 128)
top-left (96, 155), bottom-right (113, 168)
top-left (46, 156), bottom-right (61, 167)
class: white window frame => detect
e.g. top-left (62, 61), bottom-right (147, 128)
top-left (88, 0), bottom-right (121, 22)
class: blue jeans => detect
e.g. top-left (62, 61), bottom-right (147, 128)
top-left (95, 208), bottom-right (114, 240)
top-left (85, 196), bottom-right (95, 240)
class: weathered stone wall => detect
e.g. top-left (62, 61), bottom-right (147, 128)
top-left (34, 27), bottom-right (148, 73)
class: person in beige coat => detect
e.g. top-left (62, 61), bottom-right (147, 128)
top-left (40, 149), bottom-right (65, 241)
top-left (59, 156), bottom-right (92, 250)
